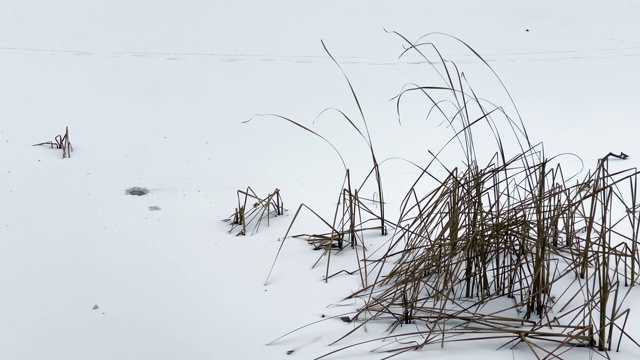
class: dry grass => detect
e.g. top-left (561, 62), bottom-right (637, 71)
top-left (225, 186), bottom-right (285, 236)
top-left (32, 126), bottom-right (73, 158)
top-left (253, 33), bottom-right (640, 359)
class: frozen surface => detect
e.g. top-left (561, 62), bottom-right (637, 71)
top-left (1, 1), bottom-right (640, 359)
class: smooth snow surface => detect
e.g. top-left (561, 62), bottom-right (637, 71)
top-left (1, 1), bottom-right (639, 359)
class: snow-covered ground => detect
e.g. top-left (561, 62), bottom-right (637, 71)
top-left (1, 1), bottom-right (639, 359)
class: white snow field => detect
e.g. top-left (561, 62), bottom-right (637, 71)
top-left (1, 1), bottom-right (640, 359)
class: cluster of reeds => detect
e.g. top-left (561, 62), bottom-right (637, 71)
top-left (263, 166), bottom-right (391, 288)
top-left (261, 33), bottom-right (640, 359)
top-left (225, 186), bottom-right (285, 236)
top-left (32, 126), bottom-right (73, 158)
top-left (329, 150), bottom-right (640, 359)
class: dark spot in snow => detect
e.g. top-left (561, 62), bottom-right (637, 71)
top-left (526, 29), bottom-right (530, 32)
top-left (126, 187), bottom-right (149, 196)
top-left (149, 206), bottom-right (161, 211)
top-left (92, 304), bottom-right (99, 310)
top-left (287, 350), bottom-right (294, 355)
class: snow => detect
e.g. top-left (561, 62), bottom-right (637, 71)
top-left (1, 0), bottom-right (640, 359)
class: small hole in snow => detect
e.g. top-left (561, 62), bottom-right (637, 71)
top-left (126, 187), bottom-right (149, 196)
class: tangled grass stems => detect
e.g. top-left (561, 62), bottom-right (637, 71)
top-left (255, 32), bottom-right (640, 359)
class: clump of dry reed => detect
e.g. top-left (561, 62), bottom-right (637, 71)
top-left (33, 126), bottom-right (73, 158)
top-left (225, 186), bottom-right (285, 236)
top-left (258, 32), bottom-right (640, 359)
